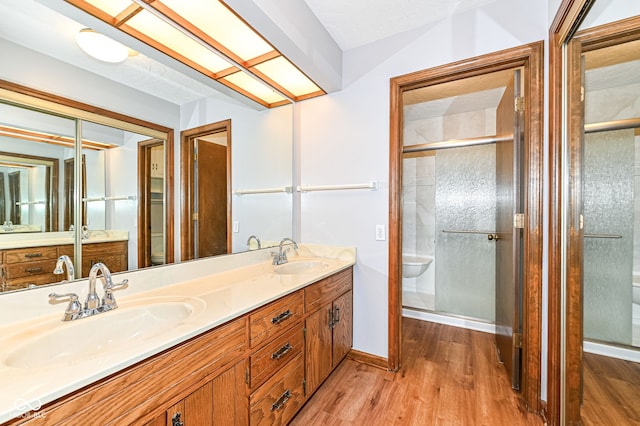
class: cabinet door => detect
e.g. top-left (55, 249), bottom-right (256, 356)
top-left (332, 290), bottom-right (353, 367)
top-left (305, 305), bottom-right (333, 395)
top-left (212, 359), bottom-right (249, 425)
top-left (164, 384), bottom-right (212, 426)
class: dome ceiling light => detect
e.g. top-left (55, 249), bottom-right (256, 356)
top-left (64, 0), bottom-right (325, 108)
top-left (76, 28), bottom-right (129, 63)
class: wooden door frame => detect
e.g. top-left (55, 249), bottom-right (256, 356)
top-left (137, 139), bottom-right (170, 268)
top-left (180, 120), bottom-right (232, 261)
top-left (389, 42), bottom-right (544, 412)
top-left (548, 3), bottom-right (640, 424)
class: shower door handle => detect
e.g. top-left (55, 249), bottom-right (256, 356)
top-left (487, 234), bottom-right (500, 241)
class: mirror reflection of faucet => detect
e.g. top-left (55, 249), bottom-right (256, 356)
top-left (53, 255), bottom-right (75, 282)
top-left (2, 221), bottom-right (13, 231)
top-left (247, 235), bottom-right (261, 250)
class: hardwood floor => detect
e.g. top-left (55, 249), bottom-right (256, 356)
top-left (582, 352), bottom-right (640, 425)
top-left (291, 318), bottom-right (542, 425)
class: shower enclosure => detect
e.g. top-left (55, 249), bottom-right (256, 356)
top-left (581, 38), bottom-right (640, 349)
top-left (401, 68), bottom-right (525, 388)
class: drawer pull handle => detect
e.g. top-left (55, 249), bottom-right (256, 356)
top-left (271, 343), bottom-right (292, 360)
top-left (334, 306), bottom-right (341, 323)
top-left (171, 412), bottom-right (183, 426)
top-left (271, 309), bottom-right (292, 324)
top-left (271, 389), bottom-right (292, 411)
top-left (24, 253), bottom-right (43, 258)
top-left (25, 267), bottom-right (43, 273)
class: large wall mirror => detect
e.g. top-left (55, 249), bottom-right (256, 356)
top-left (0, 0), bottom-right (294, 294)
top-left (550, 1), bottom-right (640, 424)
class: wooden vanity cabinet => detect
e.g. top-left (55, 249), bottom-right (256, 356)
top-left (0, 241), bottom-right (128, 291)
top-left (0, 245), bottom-right (71, 291)
top-left (2, 266), bottom-right (354, 426)
top-left (304, 267), bottom-right (353, 395)
top-left (81, 240), bottom-right (128, 277)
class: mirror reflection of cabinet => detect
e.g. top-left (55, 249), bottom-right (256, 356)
top-left (0, 80), bottom-right (173, 290)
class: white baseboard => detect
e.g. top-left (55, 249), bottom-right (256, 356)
top-left (584, 341), bottom-right (640, 363)
top-left (402, 308), bottom-right (496, 334)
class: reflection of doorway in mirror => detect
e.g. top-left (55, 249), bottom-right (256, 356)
top-left (0, 173), bottom-right (5, 224)
top-left (8, 171), bottom-right (20, 225)
top-left (64, 156), bottom-right (86, 231)
top-left (567, 20), bottom-right (640, 426)
top-left (195, 133), bottom-right (228, 258)
top-left (138, 140), bottom-right (165, 268)
top-left (180, 120), bottom-right (231, 261)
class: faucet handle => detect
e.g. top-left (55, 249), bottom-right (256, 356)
top-left (102, 279), bottom-right (129, 310)
top-left (49, 292), bottom-right (82, 321)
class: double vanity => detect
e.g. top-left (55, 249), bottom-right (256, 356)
top-left (0, 243), bottom-right (355, 425)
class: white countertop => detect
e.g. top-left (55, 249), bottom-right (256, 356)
top-left (0, 230), bottom-right (129, 250)
top-left (0, 244), bottom-right (355, 423)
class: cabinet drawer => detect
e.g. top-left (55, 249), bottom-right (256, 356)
top-left (82, 240), bottom-right (127, 256)
top-left (2, 259), bottom-right (57, 279)
top-left (250, 325), bottom-right (304, 389)
top-left (3, 246), bottom-right (59, 264)
top-left (305, 267), bottom-right (353, 313)
top-left (2, 272), bottom-right (61, 291)
top-left (250, 353), bottom-right (305, 426)
top-left (83, 254), bottom-right (126, 271)
top-left (249, 290), bottom-right (303, 348)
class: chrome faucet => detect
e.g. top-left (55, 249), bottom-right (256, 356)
top-left (86, 263), bottom-right (111, 311)
top-left (53, 255), bottom-right (75, 282)
top-left (247, 235), bottom-right (261, 250)
top-left (272, 238), bottom-right (298, 265)
top-left (81, 225), bottom-right (90, 239)
top-left (49, 262), bottom-right (128, 321)
top-left (2, 221), bottom-right (13, 231)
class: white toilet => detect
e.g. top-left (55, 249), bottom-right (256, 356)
top-left (402, 254), bottom-right (433, 278)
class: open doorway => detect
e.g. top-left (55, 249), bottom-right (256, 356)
top-left (389, 42), bottom-right (544, 411)
top-left (138, 139), bottom-right (166, 268)
top-left (180, 120), bottom-right (232, 260)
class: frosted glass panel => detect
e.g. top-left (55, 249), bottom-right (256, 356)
top-left (583, 129), bottom-right (634, 345)
top-left (435, 145), bottom-right (496, 321)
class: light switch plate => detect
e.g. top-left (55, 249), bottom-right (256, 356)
top-left (375, 224), bottom-right (385, 241)
top-left (233, 221), bottom-right (239, 233)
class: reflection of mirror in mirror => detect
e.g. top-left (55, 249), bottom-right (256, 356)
top-left (558, 1), bottom-right (640, 424)
top-left (0, 102), bottom-right (75, 234)
top-left (0, 0), bottom-right (294, 295)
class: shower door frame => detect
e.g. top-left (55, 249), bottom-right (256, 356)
top-left (388, 42), bottom-right (545, 412)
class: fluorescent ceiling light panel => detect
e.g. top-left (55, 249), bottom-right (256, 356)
top-left (65, 0), bottom-right (326, 107)
top-left (254, 57), bottom-right (322, 98)
top-left (84, 0), bottom-right (133, 18)
top-left (159, 0), bottom-right (274, 62)
top-left (222, 72), bottom-right (286, 105)
top-left (126, 10), bottom-right (232, 74)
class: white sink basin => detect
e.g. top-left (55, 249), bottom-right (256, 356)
top-left (4, 299), bottom-right (202, 369)
top-left (274, 260), bottom-right (329, 275)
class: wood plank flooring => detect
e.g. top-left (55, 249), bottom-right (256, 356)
top-left (582, 352), bottom-right (640, 425)
top-left (291, 318), bottom-right (542, 425)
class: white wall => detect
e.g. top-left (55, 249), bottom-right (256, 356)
top-left (299, 0), bottom-right (548, 358)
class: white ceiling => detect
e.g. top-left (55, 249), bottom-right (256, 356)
top-left (302, 0), bottom-right (499, 51)
top-left (0, 0), bottom-right (224, 106)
